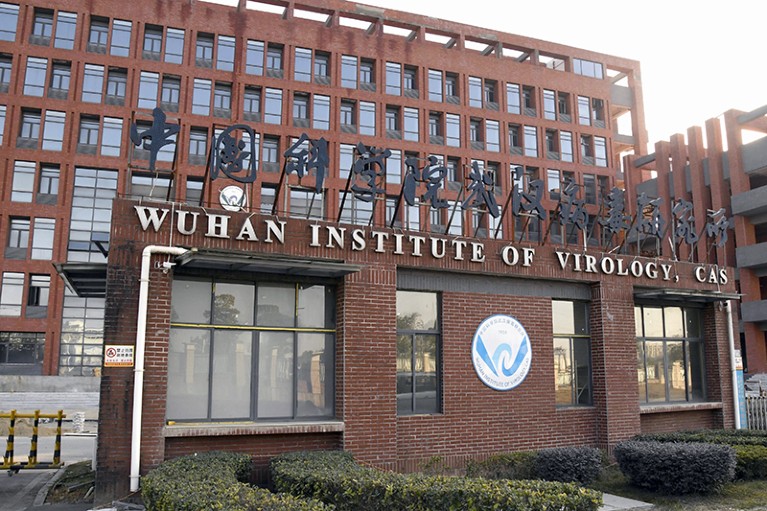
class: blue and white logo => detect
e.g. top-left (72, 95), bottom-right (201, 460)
top-left (219, 185), bottom-right (247, 211)
top-left (472, 314), bottom-right (532, 391)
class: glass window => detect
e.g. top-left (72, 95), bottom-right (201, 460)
top-left (340, 100), bottom-right (354, 127)
top-left (314, 52), bottom-right (329, 80)
top-left (428, 69), bottom-right (442, 102)
top-left (195, 33), bottom-right (213, 67)
top-left (578, 96), bottom-right (591, 125)
top-left (294, 47), bottom-right (312, 82)
top-left (359, 101), bottom-right (375, 136)
top-left (290, 189), bottom-right (323, 219)
top-left (636, 305), bottom-right (706, 404)
top-left (185, 178), bottom-right (204, 205)
top-left (42, 110), bottom-right (66, 151)
top-left (27, 274), bottom-right (50, 308)
top-left (246, 39), bottom-right (264, 75)
top-left (0, 332), bottom-right (45, 369)
top-left (165, 28), bottom-right (184, 64)
top-left (168, 279), bottom-right (335, 421)
top-left (213, 82), bottom-right (232, 117)
top-left (105, 68), bottom-right (126, 104)
top-left (31, 10), bottom-right (54, 45)
top-left (468, 76), bottom-right (482, 108)
top-left (595, 136), bottom-right (608, 167)
top-left (524, 126), bottom-right (538, 157)
top-left (403, 107), bottom-right (419, 142)
top-left (264, 88), bottom-right (282, 124)
top-left (574, 58), bottom-right (603, 79)
top-left (67, 168), bottom-right (117, 263)
top-left (192, 78), bottom-right (211, 115)
top-left (8, 217), bottom-right (30, 251)
top-left (188, 128), bottom-right (208, 160)
top-left (19, 110), bottom-right (41, 143)
top-left (143, 25), bottom-right (162, 59)
top-left (360, 59), bottom-right (374, 88)
top-left (54, 12), bottom-right (77, 49)
top-left (397, 291), bottom-right (439, 415)
top-left (87, 17), bottom-right (108, 53)
top-left (243, 86), bottom-right (261, 120)
top-left (24, 57), bottom-right (47, 97)
top-left (446, 113), bottom-right (460, 147)
top-left (137, 71), bottom-right (159, 109)
top-left (81, 64), bottom-right (104, 103)
top-left (0, 55), bottom-right (11, 90)
top-left (506, 83), bottom-right (521, 114)
top-left (77, 116), bottom-right (99, 152)
top-left (543, 89), bottom-right (556, 120)
top-left (160, 75), bottom-right (180, 110)
top-left (561, 131), bottom-right (573, 162)
top-left (216, 35), bottom-right (235, 71)
top-left (386, 62), bottom-right (401, 95)
top-left (553, 301), bottom-right (591, 406)
top-left (313, 95), bottom-right (330, 130)
top-left (386, 149), bottom-right (402, 184)
top-left (486, 120), bottom-right (500, 152)
top-left (31, 218), bottom-right (55, 259)
top-left (101, 117), bottom-right (122, 157)
top-left (445, 73), bottom-right (458, 98)
top-left (341, 55), bottom-right (357, 89)
top-left (0, 105), bottom-right (6, 145)
top-left (0, 273), bottom-right (24, 316)
top-left (266, 44), bottom-right (282, 74)
top-left (38, 165), bottom-right (59, 197)
top-left (0, 3), bottom-right (18, 42)
top-left (110, 20), bottom-right (131, 57)
top-left (293, 93), bottom-right (309, 121)
top-left (584, 174), bottom-right (597, 205)
top-left (129, 173), bottom-right (171, 201)
top-left (49, 62), bottom-right (71, 97)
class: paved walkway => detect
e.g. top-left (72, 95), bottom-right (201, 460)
top-left (600, 493), bottom-right (654, 510)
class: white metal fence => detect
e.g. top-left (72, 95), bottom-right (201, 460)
top-left (747, 396), bottom-right (767, 430)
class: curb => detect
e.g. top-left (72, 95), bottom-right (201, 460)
top-left (32, 465), bottom-right (68, 507)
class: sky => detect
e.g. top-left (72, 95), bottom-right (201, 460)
top-left (357, 0), bottom-right (766, 152)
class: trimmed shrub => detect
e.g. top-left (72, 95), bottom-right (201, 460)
top-left (142, 451), bottom-right (332, 511)
top-left (465, 451), bottom-right (537, 480)
top-left (534, 447), bottom-right (602, 485)
top-left (271, 450), bottom-right (602, 511)
top-left (733, 445), bottom-right (767, 480)
top-left (614, 441), bottom-right (735, 494)
top-left (633, 430), bottom-right (767, 480)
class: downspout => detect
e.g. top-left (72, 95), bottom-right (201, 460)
top-left (130, 245), bottom-right (188, 493)
top-left (725, 300), bottom-right (742, 429)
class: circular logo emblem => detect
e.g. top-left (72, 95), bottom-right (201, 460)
top-left (105, 347), bottom-right (117, 358)
top-left (471, 315), bottom-right (532, 391)
top-left (219, 185), bottom-right (247, 211)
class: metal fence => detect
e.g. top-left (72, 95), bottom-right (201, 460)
top-left (747, 396), bottom-right (767, 430)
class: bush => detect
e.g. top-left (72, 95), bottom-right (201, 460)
top-left (534, 447), bottom-right (602, 485)
top-left (614, 441), bottom-right (735, 494)
top-left (142, 451), bottom-right (332, 511)
top-left (465, 451), bottom-right (537, 480)
top-left (733, 445), bottom-right (767, 480)
top-left (633, 430), bottom-right (767, 480)
top-left (271, 450), bottom-right (602, 511)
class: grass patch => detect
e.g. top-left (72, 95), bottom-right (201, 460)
top-left (46, 460), bottom-right (95, 504)
top-left (592, 463), bottom-right (767, 510)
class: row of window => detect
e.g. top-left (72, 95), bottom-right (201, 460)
top-left (3, 104), bottom-right (609, 170)
top-left (161, 277), bottom-right (705, 422)
top-left (0, 271), bottom-right (50, 317)
top-left (0, 331), bottom-right (45, 369)
top-left (1, 53), bottom-right (609, 136)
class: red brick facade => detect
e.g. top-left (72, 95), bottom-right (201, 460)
top-left (95, 198), bottom-right (737, 500)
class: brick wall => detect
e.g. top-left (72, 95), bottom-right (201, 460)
top-left (95, 199), bottom-right (738, 501)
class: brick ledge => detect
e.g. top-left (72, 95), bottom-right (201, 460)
top-left (639, 402), bottom-right (723, 414)
top-left (163, 421), bottom-right (345, 437)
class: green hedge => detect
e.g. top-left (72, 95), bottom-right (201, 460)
top-left (465, 451), bottom-right (537, 480)
top-left (633, 430), bottom-right (767, 480)
top-left (142, 451), bottom-right (332, 511)
top-left (271, 450), bottom-right (602, 511)
top-left (614, 441), bottom-right (736, 494)
top-left (465, 447), bottom-right (602, 485)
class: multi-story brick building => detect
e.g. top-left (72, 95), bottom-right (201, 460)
top-left (0, 0), bottom-right (742, 503)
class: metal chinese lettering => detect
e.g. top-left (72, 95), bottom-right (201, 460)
top-left (672, 198), bottom-right (699, 246)
top-left (511, 178), bottom-right (546, 221)
top-left (210, 124), bottom-right (257, 183)
top-left (558, 177), bottom-right (588, 232)
top-left (129, 107), bottom-right (179, 172)
top-left (631, 193), bottom-right (664, 238)
top-left (351, 143), bottom-right (390, 202)
top-left (462, 161), bottom-right (500, 218)
top-left (706, 208), bottom-right (729, 248)
top-left (600, 187), bottom-right (631, 236)
top-left (283, 134), bottom-right (329, 193)
top-left (403, 155), bottom-right (448, 209)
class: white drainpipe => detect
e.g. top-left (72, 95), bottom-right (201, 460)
top-left (725, 300), bottom-right (742, 429)
top-left (130, 245), bottom-right (188, 493)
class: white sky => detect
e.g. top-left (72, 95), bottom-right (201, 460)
top-left (358, 0), bottom-right (766, 152)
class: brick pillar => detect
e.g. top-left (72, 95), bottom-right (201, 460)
top-left (589, 280), bottom-right (641, 449)
top-left (338, 262), bottom-right (398, 469)
top-left (704, 302), bottom-right (736, 429)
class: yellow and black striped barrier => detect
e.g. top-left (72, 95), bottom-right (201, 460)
top-left (1, 410), bottom-right (65, 475)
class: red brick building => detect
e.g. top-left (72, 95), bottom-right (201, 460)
top-left (0, 0), bottom-right (741, 504)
